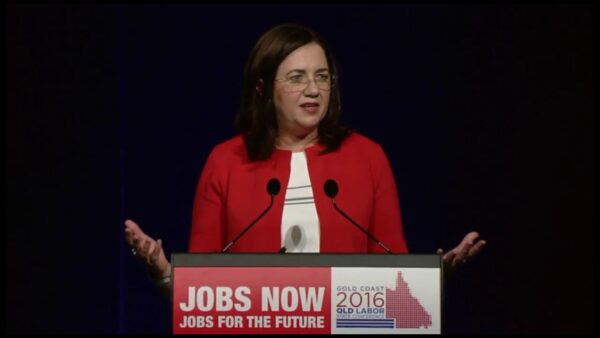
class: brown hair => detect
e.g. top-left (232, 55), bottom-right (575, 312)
top-left (234, 23), bottom-right (350, 161)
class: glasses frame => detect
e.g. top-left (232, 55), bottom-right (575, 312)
top-left (274, 73), bottom-right (336, 93)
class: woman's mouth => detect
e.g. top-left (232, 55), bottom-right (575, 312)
top-left (300, 102), bottom-right (320, 113)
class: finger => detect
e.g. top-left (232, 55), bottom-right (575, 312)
top-left (462, 232), bottom-right (479, 249)
top-left (142, 239), bottom-right (153, 263)
top-left (151, 239), bottom-right (162, 265)
top-left (467, 239), bottom-right (486, 258)
top-left (130, 237), bottom-right (144, 260)
top-left (465, 231), bottom-right (480, 241)
top-left (125, 219), bottom-right (146, 238)
top-left (436, 248), bottom-right (444, 255)
top-left (124, 228), bottom-right (135, 246)
top-left (453, 247), bottom-right (471, 266)
top-left (452, 252), bottom-right (465, 267)
top-left (455, 232), bottom-right (479, 261)
top-left (458, 241), bottom-right (473, 258)
top-left (456, 232), bottom-right (478, 251)
top-left (132, 237), bottom-right (142, 256)
top-left (124, 219), bottom-right (139, 231)
top-left (146, 240), bottom-right (158, 265)
top-left (125, 228), bottom-right (142, 248)
top-left (443, 251), bottom-right (456, 265)
top-left (453, 245), bottom-right (471, 265)
top-left (136, 229), bottom-right (155, 251)
top-left (131, 235), bottom-right (141, 251)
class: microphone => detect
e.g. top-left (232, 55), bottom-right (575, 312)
top-left (324, 179), bottom-right (393, 254)
top-left (221, 178), bottom-right (281, 252)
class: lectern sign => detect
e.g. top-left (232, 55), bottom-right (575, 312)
top-left (172, 255), bottom-right (441, 334)
top-left (174, 267), bottom-right (331, 334)
top-left (331, 268), bottom-right (440, 334)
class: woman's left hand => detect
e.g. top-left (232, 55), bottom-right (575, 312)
top-left (437, 231), bottom-right (486, 272)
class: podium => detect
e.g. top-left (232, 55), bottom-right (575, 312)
top-left (171, 253), bottom-right (442, 334)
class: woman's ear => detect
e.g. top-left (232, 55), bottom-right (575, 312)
top-left (255, 78), bottom-right (264, 96)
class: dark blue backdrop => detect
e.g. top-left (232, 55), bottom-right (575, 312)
top-left (7, 4), bottom-right (592, 334)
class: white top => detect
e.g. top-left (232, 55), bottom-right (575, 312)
top-left (280, 151), bottom-right (320, 253)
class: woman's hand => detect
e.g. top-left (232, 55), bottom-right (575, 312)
top-left (437, 231), bottom-right (486, 273)
top-left (124, 219), bottom-right (171, 278)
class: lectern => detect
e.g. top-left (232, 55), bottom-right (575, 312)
top-left (172, 253), bottom-right (442, 334)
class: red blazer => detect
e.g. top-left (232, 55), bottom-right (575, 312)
top-left (189, 132), bottom-right (408, 254)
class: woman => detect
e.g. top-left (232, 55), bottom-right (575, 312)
top-left (125, 23), bottom-right (485, 293)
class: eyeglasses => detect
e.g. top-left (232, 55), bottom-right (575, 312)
top-left (274, 73), bottom-right (334, 93)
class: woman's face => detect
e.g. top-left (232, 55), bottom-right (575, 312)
top-left (273, 43), bottom-right (331, 138)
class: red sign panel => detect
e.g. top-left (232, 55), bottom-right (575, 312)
top-left (173, 267), bottom-right (331, 334)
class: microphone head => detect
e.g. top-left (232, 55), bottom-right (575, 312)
top-left (324, 179), bottom-right (338, 198)
top-left (267, 178), bottom-right (281, 196)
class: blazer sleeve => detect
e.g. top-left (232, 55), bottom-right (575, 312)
top-left (188, 146), bottom-right (228, 252)
top-left (368, 144), bottom-right (409, 253)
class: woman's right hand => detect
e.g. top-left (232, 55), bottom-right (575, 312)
top-left (124, 219), bottom-right (171, 278)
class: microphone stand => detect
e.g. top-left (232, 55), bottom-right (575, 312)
top-left (331, 199), bottom-right (393, 254)
top-left (222, 194), bottom-right (275, 253)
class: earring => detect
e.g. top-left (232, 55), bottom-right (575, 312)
top-left (255, 79), bottom-right (264, 96)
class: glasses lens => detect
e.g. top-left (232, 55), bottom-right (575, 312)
top-left (317, 81), bottom-right (331, 90)
top-left (281, 74), bottom-right (333, 92)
